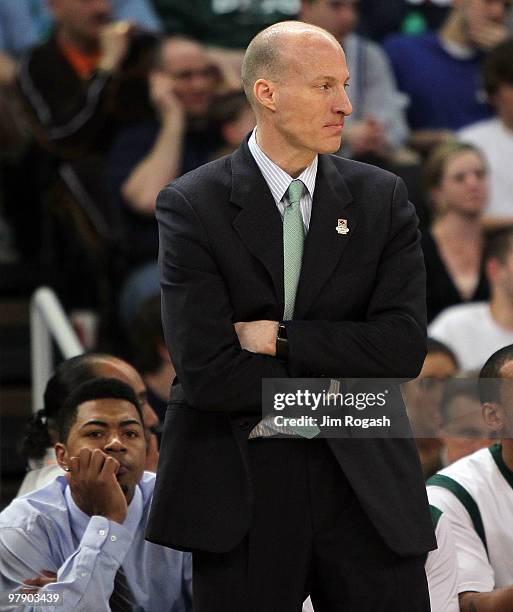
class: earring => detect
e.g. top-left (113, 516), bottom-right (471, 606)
top-left (63, 466), bottom-right (71, 472)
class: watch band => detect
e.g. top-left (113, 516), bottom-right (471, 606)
top-left (276, 322), bottom-right (288, 361)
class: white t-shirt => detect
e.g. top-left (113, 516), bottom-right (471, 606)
top-left (458, 118), bottom-right (513, 220)
top-left (302, 508), bottom-right (459, 612)
top-left (428, 302), bottom-right (513, 372)
top-left (425, 510), bottom-right (460, 612)
top-left (428, 444), bottom-right (513, 593)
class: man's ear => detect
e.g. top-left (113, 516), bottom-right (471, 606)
top-left (253, 78), bottom-right (276, 111)
top-left (482, 402), bottom-right (505, 432)
top-left (55, 443), bottom-right (68, 470)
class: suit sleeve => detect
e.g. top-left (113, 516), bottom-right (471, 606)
top-left (156, 186), bottom-right (290, 413)
top-left (286, 177), bottom-right (427, 378)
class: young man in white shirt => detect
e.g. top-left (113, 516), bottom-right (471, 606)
top-left (428, 343), bottom-right (513, 611)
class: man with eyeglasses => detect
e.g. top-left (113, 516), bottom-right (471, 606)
top-left (106, 35), bottom-right (225, 267)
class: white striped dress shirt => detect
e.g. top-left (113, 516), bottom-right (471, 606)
top-left (248, 129), bottom-right (318, 230)
top-left (247, 129), bottom-right (319, 438)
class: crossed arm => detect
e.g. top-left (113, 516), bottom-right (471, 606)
top-left (157, 175), bottom-right (426, 412)
top-left (0, 450), bottom-right (131, 611)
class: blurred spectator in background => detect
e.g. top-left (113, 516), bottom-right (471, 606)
top-left (209, 90), bottom-right (256, 158)
top-left (107, 35), bottom-right (225, 267)
top-left (300, 0), bottom-right (411, 162)
top-left (17, 0), bottom-right (158, 159)
top-left (0, 0), bottom-right (161, 65)
top-left (358, 0), bottom-right (452, 41)
top-left (15, 0), bottom-right (160, 320)
top-left (459, 38), bottom-right (513, 226)
top-left (154, 0), bottom-right (298, 47)
top-left (18, 352), bottom-right (160, 497)
top-left (384, 0), bottom-right (511, 153)
top-left (153, 0), bottom-right (299, 86)
top-left (427, 345), bottom-right (513, 611)
top-left (422, 142), bottom-right (490, 322)
top-left (429, 227), bottom-right (513, 372)
top-left (439, 376), bottom-right (492, 466)
top-left (130, 296), bottom-right (176, 423)
top-left (1, 378), bottom-right (192, 612)
top-left (403, 338), bottom-right (459, 478)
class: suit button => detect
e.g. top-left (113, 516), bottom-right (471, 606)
top-left (239, 420), bottom-right (250, 430)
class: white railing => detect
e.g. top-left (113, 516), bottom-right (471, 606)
top-left (30, 287), bottom-right (84, 412)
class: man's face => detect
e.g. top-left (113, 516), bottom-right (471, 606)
top-left (268, 34), bottom-right (352, 158)
top-left (301, 0), bottom-right (359, 40)
top-left (60, 398), bottom-right (146, 502)
top-left (403, 352), bottom-right (458, 437)
top-left (49, 0), bottom-right (112, 43)
top-left (158, 40), bottom-right (217, 118)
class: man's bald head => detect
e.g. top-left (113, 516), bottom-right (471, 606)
top-left (241, 21), bottom-right (340, 110)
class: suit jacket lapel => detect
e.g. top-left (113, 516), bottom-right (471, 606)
top-left (230, 141), bottom-right (284, 310)
top-left (294, 154), bottom-right (357, 319)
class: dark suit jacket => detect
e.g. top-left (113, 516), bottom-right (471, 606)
top-left (145, 138), bottom-right (437, 557)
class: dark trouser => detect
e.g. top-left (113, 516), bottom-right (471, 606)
top-left (192, 438), bottom-right (430, 612)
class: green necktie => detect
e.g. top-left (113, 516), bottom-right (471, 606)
top-left (283, 180), bottom-right (305, 320)
top-left (283, 180), bottom-right (320, 439)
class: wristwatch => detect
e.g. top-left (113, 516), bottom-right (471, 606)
top-left (276, 322), bottom-right (288, 361)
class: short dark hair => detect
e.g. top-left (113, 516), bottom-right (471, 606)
top-left (21, 353), bottom-right (113, 461)
top-left (483, 38), bottom-right (513, 97)
top-left (479, 344), bottom-right (513, 404)
top-left (58, 377), bottom-right (142, 442)
top-left (427, 338), bottom-right (459, 369)
top-left (483, 227), bottom-right (513, 265)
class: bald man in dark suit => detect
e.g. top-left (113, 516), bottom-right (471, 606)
top-left (146, 20), bottom-right (436, 612)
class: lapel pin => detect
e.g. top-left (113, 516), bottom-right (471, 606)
top-left (336, 219), bottom-right (349, 235)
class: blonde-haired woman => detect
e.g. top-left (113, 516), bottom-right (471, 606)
top-left (422, 141), bottom-right (490, 322)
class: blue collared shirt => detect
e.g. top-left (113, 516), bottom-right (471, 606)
top-left (0, 473), bottom-right (192, 611)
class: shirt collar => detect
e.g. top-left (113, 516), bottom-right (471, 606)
top-left (248, 128), bottom-right (318, 204)
top-left (65, 481), bottom-right (143, 542)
